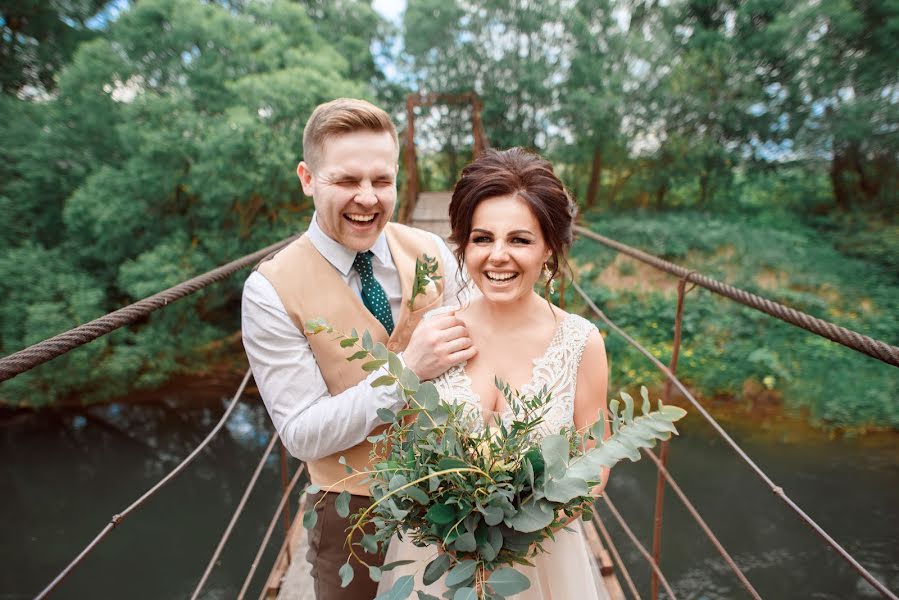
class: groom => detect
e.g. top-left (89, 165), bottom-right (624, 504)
top-left (241, 98), bottom-right (474, 599)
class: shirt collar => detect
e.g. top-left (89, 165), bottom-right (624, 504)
top-left (307, 212), bottom-right (391, 276)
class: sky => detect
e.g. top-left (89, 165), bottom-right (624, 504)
top-left (373, 0), bottom-right (406, 25)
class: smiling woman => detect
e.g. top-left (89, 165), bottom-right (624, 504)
top-left (464, 194), bottom-right (551, 304)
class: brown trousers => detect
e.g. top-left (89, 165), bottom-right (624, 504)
top-left (306, 491), bottom-right (384, 599)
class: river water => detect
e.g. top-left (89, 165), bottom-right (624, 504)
top-left (2, 381), bottom-right (897, 599)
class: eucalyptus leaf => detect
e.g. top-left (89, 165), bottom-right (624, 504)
top-left (335, 490), bottom-right (351, 518)
top-left (361, 534), bottom-right (379, 553)
top-left (425, 503), bottom-right (456, 525)
top-left (302, 509), bottom-right (318, 529)
top-left (544, 476), bottom-right (590, 503)
top-left (403, 485), bottom-right (430, 505)
top-left (482, 505), bottom-right (504, 526)
top-left (437, 457), bottom-right (468, 471)
top-left (454, 531), bottom-right (477, 552)
top-left (506, 499), bottom-right (554, 533)
top-left (304, 317), bottom-right (328, 334)
top-left (377, 408), bottom-right (396, 423)
top-left (362, 330), bottom-right (373, 351)
top-left (452, 588), bottom-right (477, 600)
top-left (372, 375), bottom-right (397, 387)
top-left (487, 568), bottom-right (530, 595)
top-left (348, 350), bottom-right (369, 361)
top-left (388, 352), bottom-right (404, 376)
top-left (369, 565), bottom-right (382, 582)
top-left (444, 560), bottom-right (478, 587)
top-left (478, 539), bottom-right (498, 561)
top-left (339, 562), bottom-right (354, 588)
top-left (417, 593), bottom-right (440, 600)
top-left (339, 337), bottom-right (357, 348)
top-left (388, 474), bottom-right (408, 491)
top-left (540, 434), bottom-right (569, 478)
top-left (363, 359), bottom-right (388, 372)
top-left (620, 391), bottom-right (635, 422)
top-left (400, 367), bottom-right (421, 392)
top-left (374, 574), bottom-right (414, 600)
top-left (416, 382), bottom-right (440, 410)
top-left (422, 553), bottom-right (451, 585)
top-left (488, 526), bottom-right (504, 554)
top-left (372, 342), bottom-right (389, 360)
top-left (381, 559), bottom-right (417, 571)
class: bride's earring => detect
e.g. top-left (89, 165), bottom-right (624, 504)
top-left (543, 263), bottom-right (555, 295)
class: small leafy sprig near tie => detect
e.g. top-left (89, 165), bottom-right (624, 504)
top-left (409, 253), bottom-right (441, 309)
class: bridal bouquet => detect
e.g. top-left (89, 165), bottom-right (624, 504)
top-left (304, 319), bottom-right (687, 600)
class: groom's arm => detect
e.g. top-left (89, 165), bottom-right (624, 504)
top-left (241, 271), bottom-right (406, 462)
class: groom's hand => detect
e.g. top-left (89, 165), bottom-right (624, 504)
top-left (403, 313), bottom-right (476, 381)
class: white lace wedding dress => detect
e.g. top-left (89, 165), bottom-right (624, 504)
top-left (378, 313), bottom-right (610, 599)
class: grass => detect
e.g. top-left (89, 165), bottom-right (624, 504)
top-left (563, 209), bottom-right (899, 430)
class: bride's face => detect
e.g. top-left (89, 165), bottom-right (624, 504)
top-left (464, 194), bottom-right (551, 304)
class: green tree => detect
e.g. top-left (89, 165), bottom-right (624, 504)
top-left (0, 0), bottom-right (114, 95)
top-left (0, 0), bottom-right (381, 406)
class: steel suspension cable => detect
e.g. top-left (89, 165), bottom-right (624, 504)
top-left (0, 235), bottom-right (300, 383)
top-left (571, 280), bottom-right (898, 600)
top-left (34, 368), bottom-right (253, 599)
top-left (191, 432), bottom-right (281, 600)
top-left (237, 464), bottom-right (306, 599)
top-left (640, 448), bottom-right (762, 599)
top-left (573, 226), bottom-right (899, 368)
top-left (593, 516), bottom-right (642, 600)
top-left (603, 493), bottom-right (678, 599)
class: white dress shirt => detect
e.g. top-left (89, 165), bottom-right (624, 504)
top-left (241, 214), bottom-right (466, 461)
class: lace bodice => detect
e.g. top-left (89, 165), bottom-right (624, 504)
top-left (431, 313), bottom-right (597, 438)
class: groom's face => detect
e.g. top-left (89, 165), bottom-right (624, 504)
top-left (297, 130), bottom-right (398, 252)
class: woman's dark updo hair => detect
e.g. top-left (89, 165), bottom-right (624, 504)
top-left (448, 147), bottom-right (578, 297)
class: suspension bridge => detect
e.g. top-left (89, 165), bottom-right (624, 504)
top-left (2, 93), bottom-right (897, 600)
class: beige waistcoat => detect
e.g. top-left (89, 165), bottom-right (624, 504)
top-left (256, 222), bottom-right (445, 495)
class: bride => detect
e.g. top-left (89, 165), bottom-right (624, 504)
top-left (378, 147), bottom-right (611, 599)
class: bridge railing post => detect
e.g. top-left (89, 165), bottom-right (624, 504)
top-left (650, 273), bottom-right (695, 600)
top-left (279, 443), bottom-right (292, 563)
top-left (399, 94), bottom-right (419, 225)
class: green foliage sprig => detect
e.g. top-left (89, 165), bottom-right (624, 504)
top-left (303, 319), bottom-right (687, 599)
top-left (409, 253), bottom-right (442, 309)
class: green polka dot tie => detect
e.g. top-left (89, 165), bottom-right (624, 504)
top-left (353, 251), bottom-right (394, 335)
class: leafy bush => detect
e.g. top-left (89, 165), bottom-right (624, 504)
top-left (567, 210), bottom-right (899, 429)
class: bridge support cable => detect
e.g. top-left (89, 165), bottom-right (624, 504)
top-left (0, 235), bottom-right (300, 383)
top-left (237, 464), bottom-right (306, 600)
top-left (603, 494), bottom-right (679, 600)
top-left (34, 368), bottom-right (253, 599)
top-left (592, 516), bottom-right (643, 600)
top-left (641, 448), bottom-right (763, 600)
top-left (571, 281), bottom-right (899, 600)
top-left (191, 433), bottom-right (281, 600)
top-left (573, 226), bottom-right (899, 368)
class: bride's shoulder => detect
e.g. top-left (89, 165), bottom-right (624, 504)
top-left (556, 309), bottom-right (598, 335)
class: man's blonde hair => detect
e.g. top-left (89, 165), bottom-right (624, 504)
top-left (302, 98), bottom-right (398, 168)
